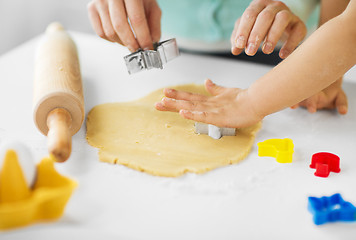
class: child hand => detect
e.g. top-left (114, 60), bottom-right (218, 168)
top-left (231, 0), bottom-right (307, 59)
top-left (290, 79), bottom-right (348, 114)
top-left (87, 0), bottom-right (161, 52)
top-left (155, 79), bottom-right (263, 128)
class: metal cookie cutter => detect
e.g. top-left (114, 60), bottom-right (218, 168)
top-left (194, 122), bottom-right (236, 140)
top-left (124, 38), bottom-right (179, 74)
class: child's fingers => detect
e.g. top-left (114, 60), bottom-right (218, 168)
top-left (262, 10), bottom-right (291, 54)
top-left (305, 97), bottom-right (318, 113)
top-left (233, 1), bottom-right (266, 51)
top-left (280, 21), bottom-right (306, 59)
top-left (179, 110), bottom-right (223, 127)
top-left (290, 103), bottom-right (299, 109)
top-left (125, 0), bottom-right (154, 50)
top-left (155, 102), bottom-right (169, 111)
top-left (160, 98), bottom-right (209, 112)
top-left (335, 91), bottom-right (348, 115)
top-left (205, 79), bottom-right (226, 96)
top-left (108, 0), bottom-right (138, 51)
top-left (163, 89), bottom-right (208, 102)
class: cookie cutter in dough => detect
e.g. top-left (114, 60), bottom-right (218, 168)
top-left (308, 193), bottom-right (356, 225)
top-left (124, 38), bottom-right (180, 74)
top-left (257, 138), bottom-right (294, 163)
top-left (0, 150), bottom-right (76, 230)
top-left (310, 152), bottom-right (341, 178)
top-left (194, 122), bottom-right (236, 139)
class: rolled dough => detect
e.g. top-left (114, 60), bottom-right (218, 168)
top-left (86, 84), bottom-right (261, 177)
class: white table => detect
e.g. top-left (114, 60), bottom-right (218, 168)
top-left (1, 32), bottom-right (356, 240)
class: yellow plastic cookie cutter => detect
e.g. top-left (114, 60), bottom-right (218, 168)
top-left (257, 138), bottom-right (294, 163)
top-left (0, 150), bottom-right (77, 230)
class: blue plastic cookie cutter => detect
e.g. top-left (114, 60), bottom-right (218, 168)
top-left (308, 193), bottom-right (356, 225)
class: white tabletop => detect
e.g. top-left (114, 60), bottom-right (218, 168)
top-left (1, 32), bottom-right (356, 240)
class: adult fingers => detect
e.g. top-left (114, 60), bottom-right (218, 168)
top-left (88, 2), bottom-right (111, 42)
top-left (95, 0), bottom-right (121, 43)
top-left (335, 91), bottom-right (348, 115)
top-left (246, 2), bottom-right (286, 56)
top-left (109, 0), bottom-right (139, 51)
top-left (262, 9), bottom-right (291, 55)
top-left (231, 19), bottom-right (244, 55)
top-left (145, 0), bottom-right (162, 43)
top-left (232, 1), bottom-right (266, 52)
top-left (280, 20), bottom-right (306, 58)
top-left (125, 0), bottom-right (154, 50)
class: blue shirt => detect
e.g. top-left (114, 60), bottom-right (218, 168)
top-left (157, 0), bottom-right (319, 47)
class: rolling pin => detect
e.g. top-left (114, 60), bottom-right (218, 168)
top-left (33, 22), bottom-right (84, 162)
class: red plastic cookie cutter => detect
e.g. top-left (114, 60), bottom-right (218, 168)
top-left (310, 152), bottom-right (341, 178)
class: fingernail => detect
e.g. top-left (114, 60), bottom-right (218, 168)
top-left (156, 102), bottom-right (164, 108)
top-left (166, 89), bottom-right (174, 94)
top-left (280, 49), bottom-right (290, 59)
top-left (235, 36), bottom-right (245, 48)
top-left (308, 107), bottom-right (316, 113)
top-left (246, 43), bottom-right (257, 56)
top-left (263, 42), bottom-right (273, 54)
top-left (339, 106), bottom-right (348, 114)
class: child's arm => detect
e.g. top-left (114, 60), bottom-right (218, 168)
top-left (156, 0), bottom-right (356, 128)
top-left (249, 0), bottom-right (356, 118)
top-left (291, 0), bottom-right (350, 114)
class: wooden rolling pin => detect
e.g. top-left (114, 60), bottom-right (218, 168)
top-left (33, 22), bottom-right (84, 162)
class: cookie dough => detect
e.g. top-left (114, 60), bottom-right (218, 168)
top-left (86, 84), bottom-right (261, 177)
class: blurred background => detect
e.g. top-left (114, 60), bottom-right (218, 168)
top-left (0, 0), bottom-right (92, 55)
top-left (0, 0), bottom-right (319, 56)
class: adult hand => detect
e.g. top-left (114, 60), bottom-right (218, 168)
top-left (155, 79), bottom-right (263, 128)
top-left (88, 0), bottom-right (161, 52)
top-left (290, 78), bottom-right (348, 114)
top-left (231, 0), bottom-right (307, 59)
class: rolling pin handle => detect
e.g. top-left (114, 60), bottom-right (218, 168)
top-left (46, 108), bottom-right (72, 162)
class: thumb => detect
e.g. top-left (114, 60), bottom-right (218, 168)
top-left (205, 79), bottom-right (225, 96)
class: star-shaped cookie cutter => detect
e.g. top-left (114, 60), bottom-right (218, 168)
top-left (308, 193), bottom-right (356, 225)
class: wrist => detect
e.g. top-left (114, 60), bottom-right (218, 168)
top-left (241, 88), bottom-right (265, 124)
